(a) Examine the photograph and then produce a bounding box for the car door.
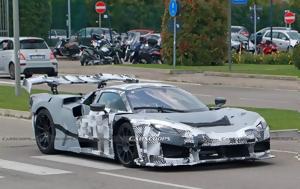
[0,40,5,72]
[277,32,290,51]
[0,40,13,73]
[77,90,128,156]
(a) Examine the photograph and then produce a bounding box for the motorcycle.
[80,34,123,66]
[131,38,163,64]
[53,38,80,60]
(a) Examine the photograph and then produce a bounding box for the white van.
[0,37,58,79]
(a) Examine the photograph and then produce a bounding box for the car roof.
[106,83,175,91]
[264,29,298,33]
[0,37,44,42]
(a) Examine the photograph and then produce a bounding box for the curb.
[0,109,32,120]
[0,109,299,140]
[168,69,299,81]
[203,71,299,81]
[270,129,300,140]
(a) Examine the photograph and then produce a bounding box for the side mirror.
[90,104,105,112]
[215,97,226,107]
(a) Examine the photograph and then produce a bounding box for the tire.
[80,55,86,66]
[9,63,15,80]
[24,73,33,78]
[48,72,58,77]
[34,109,56,154]
[114,123,138,167]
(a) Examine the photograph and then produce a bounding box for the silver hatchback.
[0,37,58,79]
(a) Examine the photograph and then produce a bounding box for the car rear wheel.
[114,123,138,167]
[9,63,15,80]
[34,109,56,154]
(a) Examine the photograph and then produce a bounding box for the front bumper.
[134,138,274,167]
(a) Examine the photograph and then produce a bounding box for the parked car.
[261,29,299,52]
[75,27,118,46]
[231,26,250,38]
[0,37,58,79]
[250,27,296,44]
[23,74,274,167]
[128,29,154,37]
[48,29,67,40]
[231,33,255,53]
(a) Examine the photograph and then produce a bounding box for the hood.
[124,108,263,133]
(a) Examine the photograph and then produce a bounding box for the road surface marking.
[0,159,71,175]
[194,93,213,97]
[32,155,124,170]
[240,98,289,104]
[0,176,4,179]
[272,149,300,161]
[97,172,204,189]
[271,149,298,155]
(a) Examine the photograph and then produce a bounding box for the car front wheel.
[114,123,138,167]
[9,63,15,80]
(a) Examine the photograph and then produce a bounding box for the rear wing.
[22,74,139,94]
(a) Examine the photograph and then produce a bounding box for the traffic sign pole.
[173,17,176,70]
[254,4,257,54]
[228,0,232,71]
[99,14,101,28]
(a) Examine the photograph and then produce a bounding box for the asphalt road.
[1,59,300,111]
[1,77,300,111]
[0,117,299,189]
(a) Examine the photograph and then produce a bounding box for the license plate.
[30,55,45,60]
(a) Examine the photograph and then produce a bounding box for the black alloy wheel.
[114,123,138,167]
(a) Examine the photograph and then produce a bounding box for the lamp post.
[270,0,273,42]
[13,0,21,96]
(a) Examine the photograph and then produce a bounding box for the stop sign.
[284,11,296,24]
[95,1,106,14]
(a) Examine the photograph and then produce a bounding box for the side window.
[78,29,85,38]
[0,41,4,50]
[0,40,12,50]
[97,92,127,112]
[7,40,14,50]
[278,33,288,40]
[272,32,279,39]
[265,32,271,38]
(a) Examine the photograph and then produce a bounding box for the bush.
[233,53,292,65]
[292,46,300,69]
[161,0,227,66]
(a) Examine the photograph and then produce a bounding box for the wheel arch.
[113,117,132,136]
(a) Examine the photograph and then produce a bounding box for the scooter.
[53,39,80,60]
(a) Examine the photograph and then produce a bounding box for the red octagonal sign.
[284,11,296,25]
[95,1,106,14]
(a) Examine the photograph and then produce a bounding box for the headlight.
[151,124,179,135]
[256,121,268,131]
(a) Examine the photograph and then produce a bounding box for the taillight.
[19,53,26,60]
[50,52,55,60]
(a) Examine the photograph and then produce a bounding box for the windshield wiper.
[133,106,187,113]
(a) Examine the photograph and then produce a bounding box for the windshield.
[287,32,299,40]
[20,39,48,49]
[126,87,208,112]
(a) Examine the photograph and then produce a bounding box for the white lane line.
[32,155,124,170]
[0,176,4,179]
[97,172,204,189]
[271,149,298,155]
[0,159,71,175]
[271,149,300,161]
[194,93,213,97]
[240,97,289,104]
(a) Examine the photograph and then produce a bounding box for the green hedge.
[292,46,300,70]
[233,53,293,65]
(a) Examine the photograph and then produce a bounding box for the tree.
[161,0,227,66]
[20,0,52,39]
